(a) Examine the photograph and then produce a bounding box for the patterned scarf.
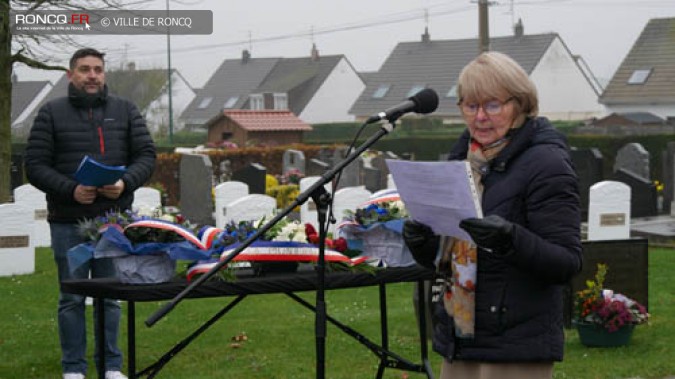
[438,136,510,338]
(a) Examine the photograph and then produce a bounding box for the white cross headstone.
[214,181,249,228]
[222,194,277,225]
[13,184,50,247]
[0,203,35,276]
[132,187,162,211]
[331,186,372,235]
[587,181,631,241]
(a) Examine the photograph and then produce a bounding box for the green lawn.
[1,248,673,379]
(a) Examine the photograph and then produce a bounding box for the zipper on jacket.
[89,108,105,155]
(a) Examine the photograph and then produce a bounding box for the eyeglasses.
[459,97,515,116]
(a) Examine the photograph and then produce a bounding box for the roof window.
[627,69,652,85]
[223,96,239,109]
[197,97,213,109]
[407,85,426,98]
[372,84,390,98]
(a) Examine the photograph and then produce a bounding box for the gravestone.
[564,238,649,328]
[232,163,266,195]
[612,168,658,218]
[132,187,162,211]
[13,184,50,247]
[299,176,332,231]
[307,158,330,177]
[587,181,630,241]
[222,194,276,225]
[0,203,35,276]
[613,142,650,180]
[10,154,24,193]
[662,142,675,215]
[369,152,398,191]
[338,157,364,189]
[218,159,233,183]
[282,149,306,175]
[179,154,214,226]
[214,181,249,228]
[363,166,382,193]
[570,147,603,219]
[331,186,372,235]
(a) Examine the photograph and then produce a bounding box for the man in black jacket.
[25,48,156,379]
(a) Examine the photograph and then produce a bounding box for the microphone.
[366,88,439,124]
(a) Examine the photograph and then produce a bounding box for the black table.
[62,265,436,379]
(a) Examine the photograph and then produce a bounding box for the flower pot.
[113,253,176,284]
[574,321,634,347]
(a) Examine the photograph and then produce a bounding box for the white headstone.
[214,181,249,228]
[587,181,631,241]
[387,174,396,189]
[222,194,277,225]
[331,186,372,235]
[299,176,332,231]
[132,187,162,210]
[13,184,50,247]
[0,203,35,276]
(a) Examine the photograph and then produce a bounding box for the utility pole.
[478,0,490,53]
[166,0,174,144]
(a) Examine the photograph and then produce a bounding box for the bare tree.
[0,0,152,202]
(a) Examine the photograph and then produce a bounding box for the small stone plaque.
[600,213,626,226]
[34,209,48,220]
[0,235,30,248]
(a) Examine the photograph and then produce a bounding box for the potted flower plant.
[337,189,415,267]
[573,263,649,347]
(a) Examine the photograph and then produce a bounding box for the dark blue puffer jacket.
[25,86,156,223]
[433,117,582,362]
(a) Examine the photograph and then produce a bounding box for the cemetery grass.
[0,249,672,379]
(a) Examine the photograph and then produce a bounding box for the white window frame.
[223,96,239,109]
[273,93,288,110]
[372,84,391,98]
[249,94,264,110]
[197,97,213,109]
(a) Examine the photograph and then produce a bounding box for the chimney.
[127,62,136,71]
[310,43,320,61]
[514,18,524,38]
[242,49,251,64]
[11,73,17,83]
[421,26,431,43]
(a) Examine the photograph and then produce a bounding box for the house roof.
[221,110,312,132]
[181,57,280,125]
[180,54,345,126]
[600,17,675,105]
[349,33,558,118]
[105,67,190,111]
[610,112,665,125]
[11,80,51,121]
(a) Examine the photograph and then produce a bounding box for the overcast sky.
[13,0,675,88]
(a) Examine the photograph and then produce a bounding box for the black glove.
[403,220,439,268]
[459,215,514,254]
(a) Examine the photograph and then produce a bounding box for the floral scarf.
[438,137,509,338]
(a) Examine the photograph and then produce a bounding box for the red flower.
[332,237,348,252]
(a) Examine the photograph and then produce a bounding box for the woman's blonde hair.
[457,51,539,117]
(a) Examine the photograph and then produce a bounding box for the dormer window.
[223,96,239,109]
[249,94,264,110]
[627,69,652,85]
[407,85,426,98]
[372,84,390,98]
[273,93,288,110]
[197,97,213,109]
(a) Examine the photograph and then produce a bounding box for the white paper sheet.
[386,159,483,241]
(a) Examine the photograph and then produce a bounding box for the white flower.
[276,221,306,242]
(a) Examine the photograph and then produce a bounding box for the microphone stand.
[145,119,399,379]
